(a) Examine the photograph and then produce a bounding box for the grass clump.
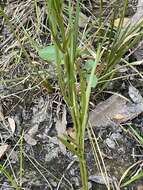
[44,1,103,189]
[43,0,143,189]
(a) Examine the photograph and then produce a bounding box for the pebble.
[110,133,122,140]
[105,138,116,149]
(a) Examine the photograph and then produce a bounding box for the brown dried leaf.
[0,144,9,159]
[89,94,127,127]
[89,86,143,127]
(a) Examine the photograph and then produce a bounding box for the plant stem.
[79,153,88,190]
[78,126,88,190]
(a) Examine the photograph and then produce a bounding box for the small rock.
[105,138,116,149]
[110,133,122,141]
[45,147,59,162]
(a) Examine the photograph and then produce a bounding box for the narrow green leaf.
[0,164,20,190]
[121,171,143,187]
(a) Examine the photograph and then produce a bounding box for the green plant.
[41,0,103,189]
[119,125,143,187]
[120,161,143,188]
[0,164,21,190]
[83,0,143,92]
[129,125,143,145]
[38,1,143,189]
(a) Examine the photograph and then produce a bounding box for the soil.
[0,0,143,190]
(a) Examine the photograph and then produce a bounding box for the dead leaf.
[89,86,143,127]
[55,106,67,154]
[24,134,37,146]
[89,175,114,185]
[8,117,16,134]
[89,94,127,127]
[79,12,89,28]
[0,144,9,159]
